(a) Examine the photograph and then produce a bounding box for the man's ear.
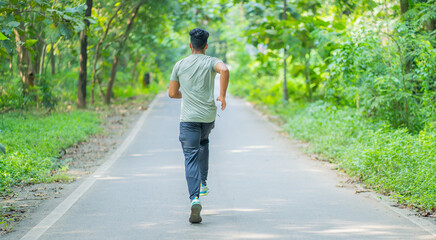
[204,43,208,50]
[189,43,193,49]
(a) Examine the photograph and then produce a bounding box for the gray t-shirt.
[170,54,223,123]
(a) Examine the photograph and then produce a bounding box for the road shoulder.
[0,96,153,237]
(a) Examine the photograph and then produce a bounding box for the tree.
[77,0,93,108]
[90,2,124,105]
[104,2,143,105]
[13,20,34,96]
[282,0,288,101]
[0,1,86,97]
[400,0,409,14]
[242,0,337,101]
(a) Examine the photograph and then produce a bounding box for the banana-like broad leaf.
[0,32,8,40]
[24,39,38,47]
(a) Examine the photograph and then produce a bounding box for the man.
[168,28,229,224]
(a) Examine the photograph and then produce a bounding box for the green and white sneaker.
[189,197,202,223]
[200,183,209,196]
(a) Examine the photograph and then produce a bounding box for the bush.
[326,23,436,132]
[280,101,436,210]
[342,123,436,209]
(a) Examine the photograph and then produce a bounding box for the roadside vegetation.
[0,0,210,199]
[226,0,436,212]
[0,0,434,226]
[1,0,213,229]
[0,111,101,193]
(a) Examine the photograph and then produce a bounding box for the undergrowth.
[0,111,102,194]
[267,101,436,211]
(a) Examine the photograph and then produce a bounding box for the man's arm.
[215,62,229,110]
[168,80,182,99]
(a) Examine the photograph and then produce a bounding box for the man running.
[168,28,229,223]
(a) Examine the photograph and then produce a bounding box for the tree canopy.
[0,0,434,131]
[0,0,435,214]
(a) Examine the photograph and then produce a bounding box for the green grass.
[0,111,102,194]
[231,72,436,211]
[267,101,436,210]
[113,82,163,99]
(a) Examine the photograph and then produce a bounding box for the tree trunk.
[105,3,142,105]
[426,19,436,32]
[282,0,288,101]
[14,22,34,95]
[77,0,93,109]
[57,53,61,74]
[77,30,88,108]
[223,41,228,63]
[97,76,105,99]
[91,2,124,105]
[39,43,47,80]
[106,57,120,102]
[399,0,413,74]
[131,54,140,83]
[305,57,313,102]
[50,43,56,75]
[142,72,151,87]
[283,48,288,101]
[400,0,409,14]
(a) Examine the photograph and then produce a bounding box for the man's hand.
[216,96,226,110]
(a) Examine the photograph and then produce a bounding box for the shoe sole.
[189,204,202,223]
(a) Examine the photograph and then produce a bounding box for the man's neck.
[192,50,205,55]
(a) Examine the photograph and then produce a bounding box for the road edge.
[243,99,436,238]
[19,94,162,240]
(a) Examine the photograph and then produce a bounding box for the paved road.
[6,94,435,240]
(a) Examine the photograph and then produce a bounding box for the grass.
[46,173,74,183]
[269,101,436,211]
[231,77,436,211]
[0,74,165,195]
[0,111,102,194]
[0,69,164,231]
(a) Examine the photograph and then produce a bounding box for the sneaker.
[200,183,209,196]
[189,197,202,223]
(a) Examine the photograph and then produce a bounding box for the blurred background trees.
[0,0,219,109]
[227,0,435,133]
[0,0,434,132]
[0,0,435,211]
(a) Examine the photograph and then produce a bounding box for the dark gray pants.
[179,121,215,200]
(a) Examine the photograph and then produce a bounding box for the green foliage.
[0,76,59,110]
[0,111,102,194]
[0,0,86,56]
[342,123,436,209]
[241,0,343,100]
[113,82,163,99]
[275,101,436,210]
[0,0,433,213]
[0,78,26,110]
[228,0,436,211]
[326,22,436,132]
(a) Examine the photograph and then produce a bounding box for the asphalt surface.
[6,93,436,240]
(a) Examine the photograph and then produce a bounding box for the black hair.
[189,28,209,50]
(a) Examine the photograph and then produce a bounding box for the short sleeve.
[170,62,180,82]
[211,57,223,73]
